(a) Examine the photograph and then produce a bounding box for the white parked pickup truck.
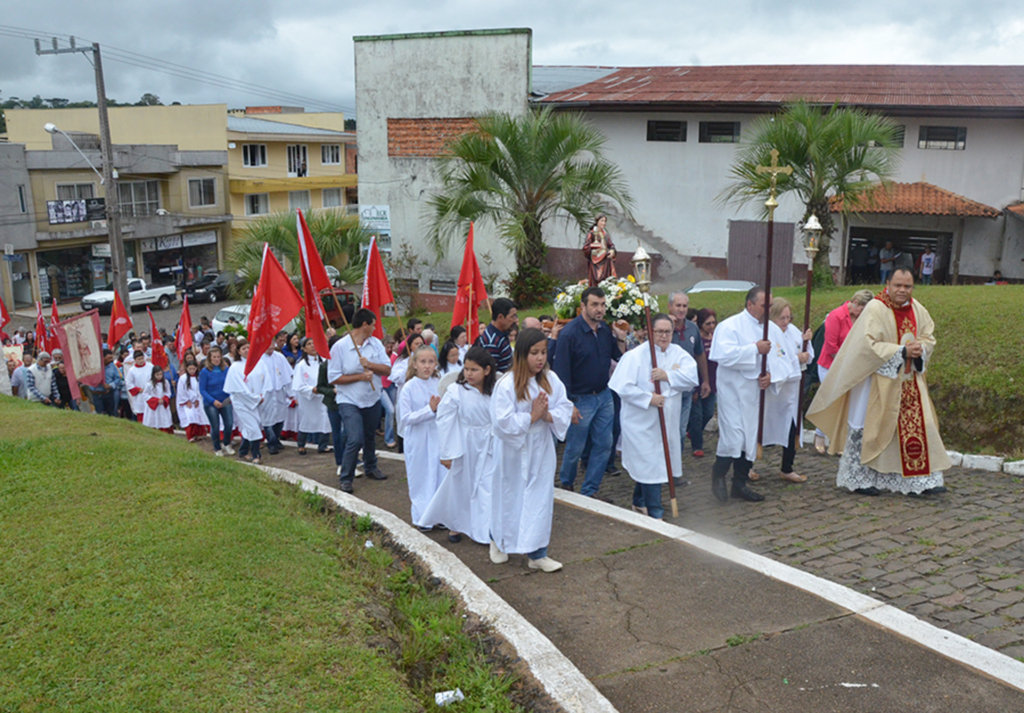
[80,278,177,314]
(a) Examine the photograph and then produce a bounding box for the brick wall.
[345,144,358,174]
[387,118,478,158]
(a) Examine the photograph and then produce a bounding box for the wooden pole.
[795,258,814,450]
[645,304,678,518]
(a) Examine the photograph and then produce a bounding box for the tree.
[136,93,163,106]
[344,118,356,131]
[720,100,902,285]
[426,107,634,303]
[227,209,370,298]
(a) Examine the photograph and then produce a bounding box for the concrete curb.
[553,489,1024,694]
[255,464,618,713]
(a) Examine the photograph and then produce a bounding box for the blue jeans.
[381,385,396,444]
[558,389,614,497]
[688,392,716,452]
[528,546,548,560]
[327,409,346,466]
[91,389,116,416]
[678,388,693,454]
[264,421,283,451]
[339,401,382,485]
[204,402,234,452]
[633,482,664,519]
[238,437,261,460]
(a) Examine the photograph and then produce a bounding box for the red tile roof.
[1007,204,1024,219]
[538,65,1024,113]
[829,182,1000,218]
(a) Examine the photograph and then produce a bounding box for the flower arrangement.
[554,281,588,320]
[553,276,658,330]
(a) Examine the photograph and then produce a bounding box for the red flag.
[51,298,61,327]
[0,295,10,332]
[361,236,394,340]
[174,296,194,363]
[147,307,169,370]
[35,302,50,353]
[296,209,331,358]
[108,290,133,351]
[450,222,489,343]
[245,244,303,375]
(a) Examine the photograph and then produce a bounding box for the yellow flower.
[634,299,644,306]
[627,275,636,283]
[618,281,627,289]
[558,293,566,300]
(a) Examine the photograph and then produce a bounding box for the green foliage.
[426,107,634,297]
[355,514,375,532]
[720,100,903,283]
[502,265,562,308]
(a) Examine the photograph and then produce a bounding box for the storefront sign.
[91,243,111,258]
[360,204,390,231]
[182,231,217,247]
[85,198,106,221]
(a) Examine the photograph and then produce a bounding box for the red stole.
[875,291,931,476]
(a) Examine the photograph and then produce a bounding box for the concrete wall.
[354,29,532,287]
[0,144,37,252]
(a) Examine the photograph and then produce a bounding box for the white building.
[354,30,1024,295]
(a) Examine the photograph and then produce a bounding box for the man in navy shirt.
[476,298,518,373]
[554,286,626,496]
[669,291,711,459]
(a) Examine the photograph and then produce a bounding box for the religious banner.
[53,310,105,402]
[3,345,23,369]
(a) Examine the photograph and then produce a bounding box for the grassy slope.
[402,285,1024,456]
[0,399,524,712]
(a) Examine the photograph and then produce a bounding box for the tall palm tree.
[720,100,902,284]
[426,107,634,298]
[228,209,369,297]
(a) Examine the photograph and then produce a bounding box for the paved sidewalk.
[226,439,1024,712]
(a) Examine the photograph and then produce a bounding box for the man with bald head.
[668,291,711,459]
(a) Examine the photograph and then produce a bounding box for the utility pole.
[36,37,129,312]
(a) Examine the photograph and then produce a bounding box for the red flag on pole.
[361,236,395,340]
[108,290,133,351]
[51,298,61,328]
[296,209,331,358]
[147,307,169,369]
[450,222,489,343]
[174,295,194,363]
[245,244,303,376]
[35,302,50,353]
[0,295,10,333]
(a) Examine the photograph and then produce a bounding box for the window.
[322,187,343,208]
[699,122,741,143]
[918,126,966,150]
[17,185,27,213]
[647,120,687,142]
[245,193,269,216]
[56,183,95,200]
[321,144,341,165]
[242,144,267,167]
[188,178,216,208]
[429,278,458,295]
[288,190,311,211]
[119,180,160,217]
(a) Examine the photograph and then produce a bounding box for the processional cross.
[754,149,792,458]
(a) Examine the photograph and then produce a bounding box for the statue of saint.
[583,215,617,286]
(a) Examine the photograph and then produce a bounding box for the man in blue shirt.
[475,298,518,373]
[90,349,122,416]
[554,286,625,497]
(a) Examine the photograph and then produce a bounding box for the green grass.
[0,399,527,712]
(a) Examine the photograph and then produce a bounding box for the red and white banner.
[53,310,105,402]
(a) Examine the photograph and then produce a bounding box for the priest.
[808,268,949,496]
[609,313,698,518]
[708,285,796,503]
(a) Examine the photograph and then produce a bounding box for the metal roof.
[226,116,353,137]
[532,66,620,97]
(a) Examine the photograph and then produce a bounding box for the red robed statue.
[583,214,617,286]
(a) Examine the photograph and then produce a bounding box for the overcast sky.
[2,1,1022,119]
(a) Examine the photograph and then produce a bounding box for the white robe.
[141,381,172,429]
[258,351,292,427]
[490,371,573,555]
[709,310,797,459]
[175,374,210,428]
[609,342,698,485]
[398,376,445,527]
[224,360,264,441]
[125,363,154,415]
[420,384,494,543]
[762,323,809,447]
[291,357,331,434]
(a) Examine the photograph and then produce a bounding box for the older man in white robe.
[609,313,698,518]
[708,286,796,503]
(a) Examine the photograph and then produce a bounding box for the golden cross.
[755,148,793,210]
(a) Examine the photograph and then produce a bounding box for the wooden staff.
[644,304,679,518]
[325,286,374,391]
[795,257,814,450]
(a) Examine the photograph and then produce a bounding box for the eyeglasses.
[652,329,673,335]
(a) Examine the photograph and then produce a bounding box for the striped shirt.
[476,323,512,373]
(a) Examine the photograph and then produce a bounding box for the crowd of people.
[2,266,947,572]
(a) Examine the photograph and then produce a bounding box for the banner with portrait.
[53,310,104,401]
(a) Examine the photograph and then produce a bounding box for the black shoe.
[605,465,622,477]
[731,484,765,502]
[417,525,433,533]
[364,468,387,481]
[854,487,881,496]
[923,486,948,495]
[558,482,574,492]
[712,474,728,502]
[673,477,691,488]
[448,533,462,543]
[339,481,354,494]
[267,447,281,455]
[589,494,614,504]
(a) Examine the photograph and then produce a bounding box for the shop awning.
[229,174,358,194]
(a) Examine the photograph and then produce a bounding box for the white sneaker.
[337,466,343,477]
[489,540,508,564]
[223,445,236,456]
[528,557,563,573]
[214,450,224,457]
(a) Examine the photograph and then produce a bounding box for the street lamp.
[630,245,652,292]
[796,213,824,450]
[43,123,118,182]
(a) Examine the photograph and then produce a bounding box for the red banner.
[54,310,105,402]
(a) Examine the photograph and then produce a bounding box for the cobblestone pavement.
[574,433,1024,661]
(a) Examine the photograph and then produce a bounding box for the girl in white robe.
[176,362,210,441]
[489,328,573,573]
[141,369,173,432]
[764,299,814,482]
[224,343,264,463]
[291,338,331,454]
[397,346,445,530]
[420,346,497,544]
[608,317,699,519]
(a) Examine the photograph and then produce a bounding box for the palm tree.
[227,209,369,297]
[426,107,634,301]
[720,100,902,285]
